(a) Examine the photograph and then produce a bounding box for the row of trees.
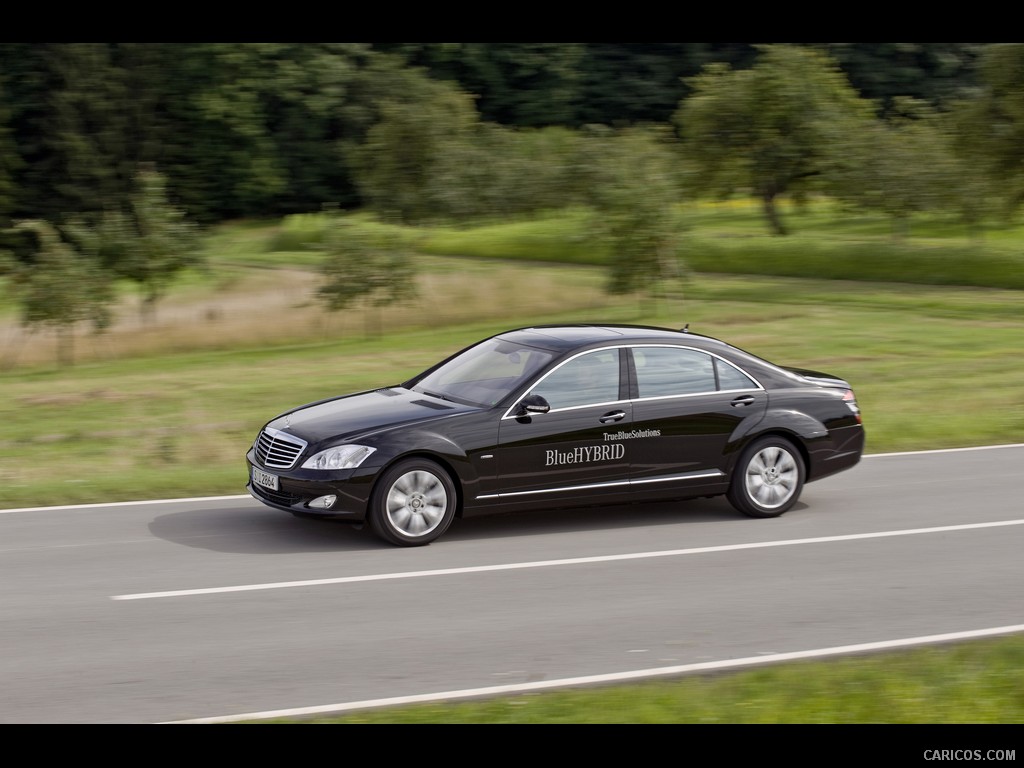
[0,43,993,228]
[354,44,1024,235]
[374,43,986,127]
[2,43,1023,365]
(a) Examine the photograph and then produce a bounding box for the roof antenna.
[681,323,689,333]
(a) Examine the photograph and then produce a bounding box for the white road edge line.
[159,623,1024,724]
[0,495,251,514]
[865,443,1024,458]
[112,518,1024,601]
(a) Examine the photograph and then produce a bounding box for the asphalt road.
[1,445,1022,724]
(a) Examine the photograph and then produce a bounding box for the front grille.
[255,427,307,469]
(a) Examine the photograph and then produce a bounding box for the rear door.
[625,345,768,492]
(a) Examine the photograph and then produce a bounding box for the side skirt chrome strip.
[630,470,725,486]
[476,470,725,501]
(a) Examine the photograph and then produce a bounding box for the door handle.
[731,395,756,407]
[599,411,626,423]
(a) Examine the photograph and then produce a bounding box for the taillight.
[842,389,862,423]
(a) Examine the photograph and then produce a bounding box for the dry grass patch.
[0,258,617,370]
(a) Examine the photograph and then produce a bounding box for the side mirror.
[516,394,550,416]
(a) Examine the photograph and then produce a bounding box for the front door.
[490,349,633,504]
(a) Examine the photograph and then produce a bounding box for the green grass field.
[284,633,1024,724]
[1,199,1022,723]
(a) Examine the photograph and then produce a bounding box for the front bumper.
[246,449,377,520]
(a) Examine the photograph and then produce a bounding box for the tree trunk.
[761,192,788,236]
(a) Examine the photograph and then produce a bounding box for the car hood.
[266,387,476,444]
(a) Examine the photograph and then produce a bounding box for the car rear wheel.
[727,437,805,518]
[369,459,456,546]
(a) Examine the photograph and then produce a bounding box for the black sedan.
[247,324,865,546]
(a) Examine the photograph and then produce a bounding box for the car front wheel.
[369,459,457,546]
[727,437,805,518]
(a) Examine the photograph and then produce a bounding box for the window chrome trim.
[500,343,768,419]
[629,388,760,405]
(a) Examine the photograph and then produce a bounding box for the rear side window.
[632,347,716,397]
[716,358,758,391]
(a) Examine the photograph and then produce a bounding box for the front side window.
[528,350,620,410]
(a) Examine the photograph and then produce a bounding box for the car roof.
[496,324,722,353]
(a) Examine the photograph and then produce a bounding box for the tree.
[821,97,997,239]
[64,167,202,323]
[948,43,1024,218]
[0,220,114,367]
[315,217,418,337]
[577,125,688,312]
[426,123,583,222]
[375,43,586,128]
[0,72,20,225]
[125,43,290,224]
[0,43,135,222]
[349,60,482,224]
[819,98,946,238]
[674,44,874,235]
[255,43,375,215]
[819,43,985,116]
[576,43,747,128]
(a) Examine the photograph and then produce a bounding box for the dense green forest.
[1,43,1023,360]
[0,42,1001,226]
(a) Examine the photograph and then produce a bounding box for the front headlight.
[301,444,377,470]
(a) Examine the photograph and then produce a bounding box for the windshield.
[409,338,556,407]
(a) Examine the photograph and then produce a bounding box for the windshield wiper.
[419,388,450,401]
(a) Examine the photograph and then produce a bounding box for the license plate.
[252,467,279,491]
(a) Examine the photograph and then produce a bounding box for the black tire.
[727,436,805,519]
[369,459,457,546]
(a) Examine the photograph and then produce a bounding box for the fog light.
[311,495,337,509]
